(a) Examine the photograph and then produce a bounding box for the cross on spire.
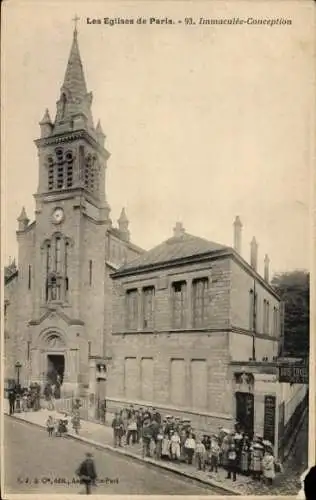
[72,14,80,33]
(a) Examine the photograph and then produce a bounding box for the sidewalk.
[4,402,303,496]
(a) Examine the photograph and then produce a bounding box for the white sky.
[2,0,314,278]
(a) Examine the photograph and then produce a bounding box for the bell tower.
[34,26,111,221]
[27,25,113,396]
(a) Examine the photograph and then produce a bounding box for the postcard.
[2,1,315,499]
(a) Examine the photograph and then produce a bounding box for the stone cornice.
[34,129,110,159]
[112,247,280,300]
[231,325,279,341]
[34,187,103,208]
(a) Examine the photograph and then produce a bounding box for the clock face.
[52,208,64,224]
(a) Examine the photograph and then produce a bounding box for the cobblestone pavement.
[4,402,307,496]
[4,417,222,495]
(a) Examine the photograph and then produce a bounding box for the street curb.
[5,412,240,496]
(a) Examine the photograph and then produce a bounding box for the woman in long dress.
[161,433,171,460]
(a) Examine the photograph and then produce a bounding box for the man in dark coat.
[76,452,97,495]
[152,408,162,424]
[142,418,153,457]
[8,389,16,415]
[111,411,124,447]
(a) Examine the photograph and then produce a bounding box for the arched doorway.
[41,330,66,399]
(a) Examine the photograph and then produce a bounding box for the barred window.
[142,286,155,329]
[47,149,74,191]
[126,289,138,330]
[48,156,54,190]
[65,151,73,188]
[84,154,100,195]
[192,278,209,327]
[172,281,186,329]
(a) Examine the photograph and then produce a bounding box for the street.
[4,417,225,495]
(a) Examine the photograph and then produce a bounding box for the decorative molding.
[112,247,280,301]
[34,129,110,159]
[231,325,279,342]
[112,327,229,336]
[29,308,84,326]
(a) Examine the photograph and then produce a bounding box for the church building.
[4,26,308,458]
[4,27,143,400]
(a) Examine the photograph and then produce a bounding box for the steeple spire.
[53,23,94,135]
[62,25,87,100]
[17,206,29,231]
[118,208,130,242]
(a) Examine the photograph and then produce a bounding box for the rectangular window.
[28,265,31,290]
[170,358,186,406]
[46,243,51,274]
[249,290,254,330]
[88,341,91,358]
[263,299,267,333]
[266,301,270,334]
[172,281,186,329]
[89,260,92,286]
[192,278,209,327]
[27,341,31,361]
[273,307,277,335]
[126,289,138,330]
[124,357,139,399]
[140,357,154,401]
[191,360,207,409]
[142,286,155,329]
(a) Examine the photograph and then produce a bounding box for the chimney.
[250,237,258,271]
[264,254,270,282]
[233,216,242,254]
[173,222,185,237]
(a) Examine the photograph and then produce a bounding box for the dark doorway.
[47,354,65,398]
[235,392,254,438]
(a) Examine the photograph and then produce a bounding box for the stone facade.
[106,226,290,451]
[4,29,143,397]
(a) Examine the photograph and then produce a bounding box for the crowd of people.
[111,405,282,485]
[7,383,41,414]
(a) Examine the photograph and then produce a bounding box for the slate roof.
[116,231,229,273]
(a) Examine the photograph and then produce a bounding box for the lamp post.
[15,361,22,412]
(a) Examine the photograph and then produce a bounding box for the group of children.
[46,410,81,437]
[112,405,281,485]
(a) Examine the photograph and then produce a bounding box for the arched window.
[55,237,61,273]
[44,235,71,302]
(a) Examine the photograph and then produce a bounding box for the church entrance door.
[47,354,65,398]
